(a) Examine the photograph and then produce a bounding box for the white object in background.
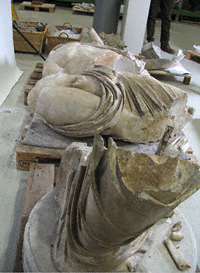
[171,49,185,65]
[121,0,151,55]
[193,45,200,54]
[120,4,124,14]
[142,42,162,59]
[164,49,190,75]
[164,63,190,75]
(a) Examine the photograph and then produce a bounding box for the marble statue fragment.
[23,134,200,272]
[164,238,191,270]
[42,42,146,77]
[99,32,126,49]
[28,64,194,143]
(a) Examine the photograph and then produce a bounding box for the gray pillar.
[93,0,122,34]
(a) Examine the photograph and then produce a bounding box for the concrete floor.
[0,3,200,272]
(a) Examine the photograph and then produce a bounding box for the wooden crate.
[20,1,55,13]
[13,19,48,53]
[24,63,43,105]
[47,22,83,51]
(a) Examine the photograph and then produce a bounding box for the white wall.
[121,0,151,55]
[0,0,22,106]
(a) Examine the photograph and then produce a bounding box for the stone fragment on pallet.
[28,65,194,143]
[72,2,95,14]
[22,135,200,272]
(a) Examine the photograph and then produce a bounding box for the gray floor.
[0,3,200,272]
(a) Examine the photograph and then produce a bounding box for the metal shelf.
[172,8,200,21]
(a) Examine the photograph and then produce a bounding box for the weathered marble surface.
[28,65,194,143]
[23,135,200,272]
[54,135,200,271]
[42,42,146,77]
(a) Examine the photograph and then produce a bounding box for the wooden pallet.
[20,2,55,13]
[13,163,56,272]
[16,141,63,171]
[16,114,64,171]
[16,114,197,172]
[24,62,43,105]
[185,50,200,62]
[149,69,191,85]
[72,6,94,15]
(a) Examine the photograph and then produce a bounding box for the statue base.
[23,190,198,272]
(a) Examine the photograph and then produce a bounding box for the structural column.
[121,0,151,55]
[93,0,122,34]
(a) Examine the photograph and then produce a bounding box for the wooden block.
[185,50,192,60]
[183,76,191,85]
[13,163,55,272]
[24,163,55,216]
[16,142,63,171]
[49,7,54,13]
[21,116,32,140]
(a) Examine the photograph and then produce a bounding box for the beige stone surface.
[42,42,146,77]
[42,42,112,76]
[28,65,194,143]
[37,86,100,126]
